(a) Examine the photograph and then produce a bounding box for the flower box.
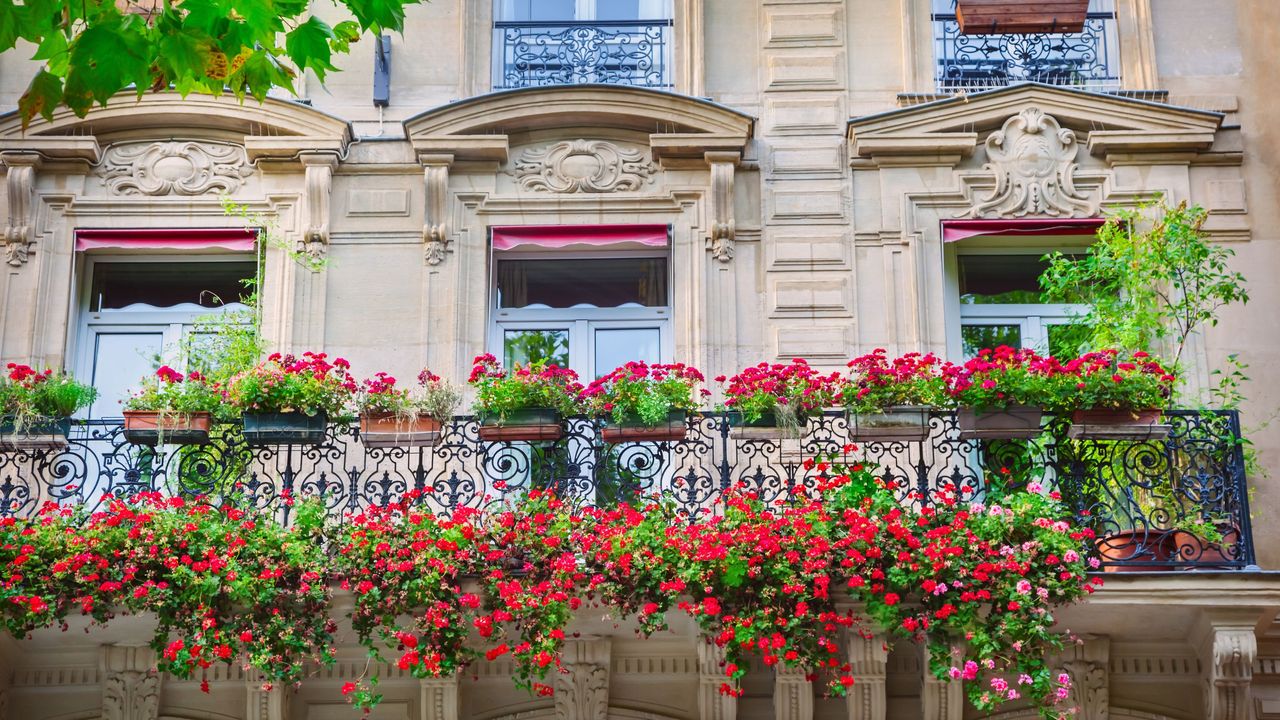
[956,405,1043,440]
[242,412,328,446]
[0,416,71,451]
[1066,408,1169,441]
[726,410,809,440]
[1093,529,1177,572]
[359,413,443,448]
[847,405,932,442]
[123,410,213,446]
[601,410,688,443]
[477,407,563,442]
[955,0,1088,34]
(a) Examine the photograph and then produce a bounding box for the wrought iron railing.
[492,19,673,90]
[0,410,1252,570]
[932,11,1121,92]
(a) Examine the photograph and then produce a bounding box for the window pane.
[1048,323,1092,358]
[594,327,660,378]
[89,332,165,418]
[90,262,255,310]
[496,0,575,21]
[496,257,667,309]
[957,255,1050,305]
[962,324,1021,358]
[504,329,570,369]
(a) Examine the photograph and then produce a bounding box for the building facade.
[1,1,1280,719]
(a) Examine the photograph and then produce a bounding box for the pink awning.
[941,218,1105,243]
[492,224,670,251]
[75,229,257,252]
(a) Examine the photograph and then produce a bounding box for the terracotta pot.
[1171,526,1243,568]
[477,407,563,442]
[241,411,328,446]
[359,413,443,448]
[955,0,1089,34]
[847,405,933,442]
[1094,529,1177,572]
[956,405,1043,440]
[0,416,72,451]
[1067,408,1169,441]
[123,410,212,446]
[601,410,688,443]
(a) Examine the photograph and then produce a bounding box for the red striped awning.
[76,228,257,252]
[492,224,669,251]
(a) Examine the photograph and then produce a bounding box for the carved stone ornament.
[697,639,737,720]
[773,665,813,720]
[101,141,253,196]
[1,152,39,266]
[706,151,739,263]
[1205,626,1256,720]
[300,153,337,264]
[101,645,162,720]
[967,107,1096,218]
[422,157,451,265]
[843,628,888,720]
[554,636,610,720]
[514,140,656,193]
[1062,659,1108,720]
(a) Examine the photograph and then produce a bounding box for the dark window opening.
[90,262,256,310]
[496,257,668,309]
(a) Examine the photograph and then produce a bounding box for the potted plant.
[955,0,1088,35]
[717,359,842,439]
[226,352,356,446]
[357,369,461,448]
[122,366,224,445]
[841,350,949,442]
[1058,350,1173,440]
[0,363,97,450]
[583,362,708,443]
[469,354,584,442]
[946,346,1054,440]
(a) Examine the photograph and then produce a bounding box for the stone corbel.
[1197,610,1260,720]
[697,639,736,720]
[420,674,460,720]
[300,152,338,265]
[843,628,887,720]
[705,151,738,263]
[555,636,611,720]
[1,152,41,267]
[245,672,290,720]
[773,664,813,720]
[420,153,454,266]
[100,645,162,720]
[1058,636,1109,720]
[921,644,963,720]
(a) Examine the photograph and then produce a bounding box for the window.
[489,248,671,379]
[73,258,255,419]
[931,0,1120,92]
[492,0,674,89]
[951,250,1090,360]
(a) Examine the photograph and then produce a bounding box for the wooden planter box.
[477,407,563,443]
[601,411,688,443]
[955,0,1089,34]
[241,411,328,446]
[847,406,933,442]
[726,409,809,440]
[0,416,71,451]
[123,410,213,446]
[1094,529,1177,572]
[1066,408,1170,441]
[359,413,444,448]
[956,405,1043,440]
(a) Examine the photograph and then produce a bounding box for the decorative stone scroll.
[706,151,739,263]
[1,152,39,266]
[555,636,611,720]
[967,107,1096,219]
[513,140,656,193]
[300,153,337,263]
[421,154,452,265]
[101,141,253,196]
[1201,617,1257,720]
[1059,636,1110,720]
[100,645,162,720]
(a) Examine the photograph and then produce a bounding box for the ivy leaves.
[2,0,417,127]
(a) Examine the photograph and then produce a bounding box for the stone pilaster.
[100,645,161,720]
[245,673,290,720]
[555,636,611,720]
[420,674,460,720]
[921,645,963,720]
[1197,610,1260,720]
[773,664,812,720]
[843,630,887,720]
[697,639,736,720]
[1059,636,1110,720]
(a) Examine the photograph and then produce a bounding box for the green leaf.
[18,69,63,126]
[723,557,746,588]
[285,15,337,81]
[0,1,22,52]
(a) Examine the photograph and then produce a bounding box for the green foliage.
[468,354,585,421]
[581,362,707,427]
[1040,201,1249,370]
[4,0,412,126]
[0,364,97,428]
[123,365,224,415]
[227,351,356,416]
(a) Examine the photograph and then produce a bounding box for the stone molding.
[0,151,39,266]
[967,107,1097,218]
[843,629,888,720]
[420,152,453,265]
[705,151,738,263]
[1059,637,1111,720]
[420,674,460,720]
[300,153,338,263]
[697,640,735,720]
[101,645,162,720]
[245,672,289,720]
[921,645,963,720]
[100,141,253,197]
[772,664,812,720]
[555,636,611,720]
[513,140,656,194]
[1197,612,1259,720]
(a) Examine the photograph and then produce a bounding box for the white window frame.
[71,254,254,419]
[495,0,671,22]
[943,239,1091,360]
[488,248,672,379]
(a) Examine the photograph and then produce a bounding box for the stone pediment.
[847,83,1223,163]
[404,85,754,163]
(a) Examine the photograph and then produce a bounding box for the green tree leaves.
[2,0,427,127]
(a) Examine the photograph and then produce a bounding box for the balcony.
[932,10,1121,92]
[492,19,674,90]
[0,409,1251,571]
